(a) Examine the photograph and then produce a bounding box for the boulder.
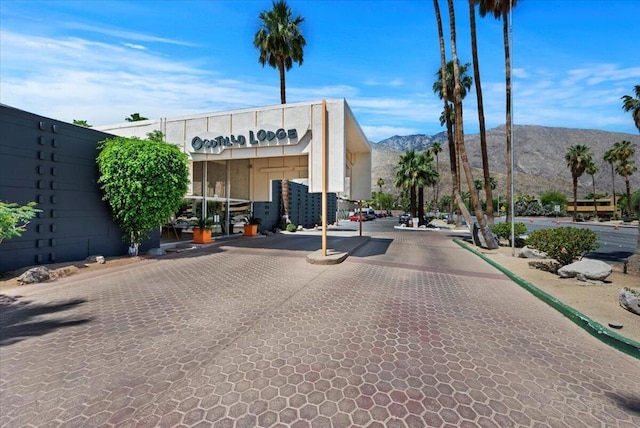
[85,255,103,263]
[519,246,548,259]
[17,266,51,284]
[558,259,612,281]
[619,289,640,315]
[528,259,561,274]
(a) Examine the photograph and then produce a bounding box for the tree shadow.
[605,391,640,415]
[0,295,91,346]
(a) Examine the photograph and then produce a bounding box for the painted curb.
[454,239,640,360]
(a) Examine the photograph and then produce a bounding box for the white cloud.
[122,43,147,50]
[64,21,199,47]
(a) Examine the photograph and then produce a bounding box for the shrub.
[492,222,527,246]
[526,227,599,266]
[286,223,297,232]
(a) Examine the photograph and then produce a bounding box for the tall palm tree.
[615,160,637,216]
[433,60,472,222]
[446,0,498,249]
[254,0,306,104]
[429,142,443,205]
[603,148,618,216]
[621,84,640,132]
[565,144,593,221]
[433,0,458,223]
[469,0,494,223]
[585,160,599,219]
[479,0,518,222]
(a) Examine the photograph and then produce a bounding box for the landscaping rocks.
[528,259,561,274]
[519,246,548,259]
[147,248,166,256]
[558,259,612,281]
[619,289,640,315]
[17,266,51,285]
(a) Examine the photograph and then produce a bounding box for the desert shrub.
[492,222,527,246]
[526,227,599,266]
[286,223,297,232]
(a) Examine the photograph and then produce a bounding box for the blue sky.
[1,0,639,142]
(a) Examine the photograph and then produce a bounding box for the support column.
[321,100,328,256]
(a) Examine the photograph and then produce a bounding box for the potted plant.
[192,216,214,244]
[243,214,261,237]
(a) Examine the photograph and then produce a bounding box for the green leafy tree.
[0,202,41,244]
[539,190,568,212]
[565,144,593,221]
[416,150,439,222]
[146,130,165,143]
[394,150,420,218]
[97,136,189,256]
[621,84,640,132]
[73,119,92,127]
[254,0,306,104]
[125,113,148,122]
[376,177,385,193]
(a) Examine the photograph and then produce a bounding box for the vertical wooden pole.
[322,100,328,256]
[359,200,363,237]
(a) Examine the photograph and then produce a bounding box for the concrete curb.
[306,236,371,265]
[454,239,640,360]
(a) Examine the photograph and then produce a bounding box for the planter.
[192,227,213,244]
[243,224,259,236]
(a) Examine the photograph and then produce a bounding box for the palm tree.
[254,0,306,104]
[433,0,458,223]
[433,60,472,222]
[469,0,494,223]
[416,151,439,222]
[394,150,420,218]
[603,148,618,217]
[479,0,518,222]
[429,142,443,205]
[621,84,640,132]
[125,113,148,122]
[73,119,92,127]
[565,144,593,221]
[377,177,385,194]
[446,0,497,249]
[615,160,637,216]
[585,160,599,219]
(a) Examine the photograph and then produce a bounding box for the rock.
[519,246,548,259]
[147,248,166,256]
[85,255,103,263]
[528,259,561,274]
[96,256,105,264]
[619,289,640,315]
[558,259,612,281]
[297,225,304,231]
[17,266,51,284]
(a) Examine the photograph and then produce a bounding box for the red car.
[349,213,367,222]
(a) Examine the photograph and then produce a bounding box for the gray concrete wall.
[0,105,158,273]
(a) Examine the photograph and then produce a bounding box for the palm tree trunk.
[469,0,494,226]
[610,164,617,217]
[592,176,598,219]
[503,12,513,224]
[418,186,425,223]
[410,186,417,218]
[447,0,497,249]
[625,177,632,215]
[433,0,458,225]
[572,176,578,221]
[278,61,286,104]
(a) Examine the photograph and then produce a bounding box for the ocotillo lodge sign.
[191,125,307,154]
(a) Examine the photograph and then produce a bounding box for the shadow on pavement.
[0,296,91,346]
[605,392,640,415]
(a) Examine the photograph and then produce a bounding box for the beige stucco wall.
[97,99,371,203]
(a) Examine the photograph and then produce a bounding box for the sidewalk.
[1,230,639,427]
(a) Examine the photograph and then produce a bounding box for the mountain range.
[370,125,640,201]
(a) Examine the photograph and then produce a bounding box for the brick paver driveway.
[1,230,639,427]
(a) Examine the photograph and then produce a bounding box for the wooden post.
[322,100,328,256]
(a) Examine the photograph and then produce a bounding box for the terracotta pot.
[193,227,213,244]
[243,224,258,236]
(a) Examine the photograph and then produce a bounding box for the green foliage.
[193,216,214,230]
[73,119,92,127]
[539,190,568,208]
[492,222,527,247]
[0,201,41,243]
[146,130,165,142]
[97,136,189,247]
[286,223,297,232]
[526,227,599,267]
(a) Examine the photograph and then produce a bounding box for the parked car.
[399,212,412,226]
[350,213,367,222]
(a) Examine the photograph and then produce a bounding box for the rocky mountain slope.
[371,125,640,200]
